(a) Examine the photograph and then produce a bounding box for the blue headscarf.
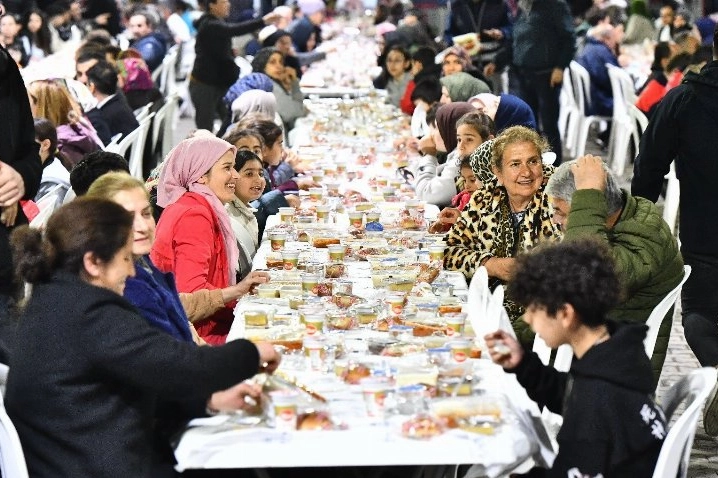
[223,72,274,110]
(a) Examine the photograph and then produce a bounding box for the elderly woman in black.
[6,198,280,477]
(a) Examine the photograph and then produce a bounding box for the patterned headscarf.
[157,136,239,284]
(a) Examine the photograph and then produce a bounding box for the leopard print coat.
[443,181,562,323]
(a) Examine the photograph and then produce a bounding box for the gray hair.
[545,159,624,215]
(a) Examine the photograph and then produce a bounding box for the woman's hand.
[296,177,320,190]
[438,207,460,225]
[207,381,262,413]
[483,257,515,281]
[0,202,18,227]
[256,342,281,374]
[284,194,301,208]
[236,271,270,297]
[484,330,523,369]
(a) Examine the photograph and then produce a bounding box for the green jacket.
[565,188,684,383]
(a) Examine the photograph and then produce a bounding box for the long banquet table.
[173,215,556,476]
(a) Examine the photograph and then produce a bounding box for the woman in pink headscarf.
[151,135,245,345]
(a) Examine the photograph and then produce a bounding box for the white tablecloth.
[174,361,553,475]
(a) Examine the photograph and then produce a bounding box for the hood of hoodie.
[571,321,654,394]
[683,60,718,116]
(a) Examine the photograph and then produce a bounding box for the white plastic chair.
[558,66,580,154]
[105,113,155,179]
[133,103,151,122]
[29,185,65,229]
[568,61,613,159]
[606,64,638,175]
[150,94,179,161]
[159,46,179,96]
[0,369,29,478]
[644,265,691,359]
[663,162,681,236]
[235,55,253,78]
[652,367,718,478]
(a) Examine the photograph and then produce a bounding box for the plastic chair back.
[0,366,29,478]
[653,367,718,478]
[150,94,179,161]
[645,265,691,358]
[663,162,681,236]
[106,113,155,179]
[29,185,65,229]
[133,104,151,122]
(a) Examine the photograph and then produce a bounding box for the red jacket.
[400,79,416,115]
[151,192,235,344]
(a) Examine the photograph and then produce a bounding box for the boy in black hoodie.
[485,239,665,477]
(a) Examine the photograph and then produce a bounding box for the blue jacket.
[577,37,618,116]
[123,257,194,343]
[495,93,537,132]
[510,0,575,71]
[132,33,168,72]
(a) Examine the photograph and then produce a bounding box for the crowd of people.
[0,0,716,476]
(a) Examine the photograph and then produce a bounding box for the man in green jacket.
[545,155,684,386]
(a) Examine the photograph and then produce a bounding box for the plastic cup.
[303,336,326,371]
[448,339,471,363]
[282,251,300,270]
[244,309,269,327]
[301,273,320,293]
[270,391,298,431]
[304,313,325,335]
[328,244,346,262]
[444,313,467,337]
[278,207,295,224]
[270,232,287,251]
[311,170,324,182]
[428,245,445,262]
[385,293,406,316]
[316,205,331,222]
[348,211,364,229]
[366,211,381,223]
[361,377,391,419]
[309,187,323,201]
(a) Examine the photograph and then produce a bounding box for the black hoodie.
[509,321,664,477]
[633,60,718,256]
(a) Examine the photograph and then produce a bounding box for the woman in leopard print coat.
[444,127,561,341]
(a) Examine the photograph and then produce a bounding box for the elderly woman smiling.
[444,126,561,338]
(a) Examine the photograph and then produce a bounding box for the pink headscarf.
[157,136,239,285]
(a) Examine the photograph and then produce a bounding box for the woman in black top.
[190,0,278,132]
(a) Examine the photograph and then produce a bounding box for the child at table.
[428,157,479,233]
[485,239,665,477]
[373,44,412,109]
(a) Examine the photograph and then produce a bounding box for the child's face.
[410,59,424,76]
[386,50,409,80]
[233,136,263,161]
[522,305,568,349]
[460,165,479,193]
[234,159,266,204]
[456,123,484,158]
[263,137,284,166]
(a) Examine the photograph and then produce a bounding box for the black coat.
[0,46,41,298]
[6,273,262,478]
[632,60,718,257]
[509,321,664,477]
[86,94,140,146]
[191,13,265,90]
